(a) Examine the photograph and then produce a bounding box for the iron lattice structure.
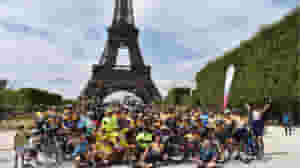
[81,0,161,104]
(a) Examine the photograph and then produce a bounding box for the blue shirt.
[77,115,89,129]
[199,147,217,161]
[72,140,89,157]
[63,121,73,128]
[200,114,209,127]
[283,115,289,124]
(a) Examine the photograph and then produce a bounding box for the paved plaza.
[0,127,299,168]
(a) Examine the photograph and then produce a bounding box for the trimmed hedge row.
[194,8,298,107]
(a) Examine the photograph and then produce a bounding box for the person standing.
[245,100,271,159]
[14,125,27,168]
[282,112,292,136]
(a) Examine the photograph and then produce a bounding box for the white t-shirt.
[253,110,262,121]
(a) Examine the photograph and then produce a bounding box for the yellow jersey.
[96,142,113,154]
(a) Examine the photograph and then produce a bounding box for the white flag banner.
[224,64,236,111]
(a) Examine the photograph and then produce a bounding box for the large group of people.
[14,97,273,168]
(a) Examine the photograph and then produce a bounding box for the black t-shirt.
[166,119,176,129]
[118,118,130,128]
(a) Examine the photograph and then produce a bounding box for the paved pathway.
[0,126,299,168]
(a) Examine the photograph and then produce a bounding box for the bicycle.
[39,128,64,167]
[55,129,74,161]
[22,148,38,168]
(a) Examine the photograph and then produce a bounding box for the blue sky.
[0,0,298,101]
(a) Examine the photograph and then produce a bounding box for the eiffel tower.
[81,0,162,104]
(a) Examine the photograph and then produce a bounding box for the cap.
[224,109,231,114]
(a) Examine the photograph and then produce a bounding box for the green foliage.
[166,88,191,105]
[0,87,70,113]
[194,8,298,107]
[19,88,63,106]
[182,94,193,106]
[62,99,80,105]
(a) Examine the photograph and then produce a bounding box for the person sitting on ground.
[72,135,89,160]
[34,111,46,132]
[184,130,201,159]
[87,143,109,167]
[101,107,119,132]
[214,119,227,162]
[77,110,96,143]
[142,135,167,168]
[200,111,209,128]
[62,104,74,130]
[44,106,59,138]
[223,109,234,146]
[101,108,120,148]
[136,127,153,160]
[95,139,113,163]
[192,139,217,168]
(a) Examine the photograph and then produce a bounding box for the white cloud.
[0,0,296,100]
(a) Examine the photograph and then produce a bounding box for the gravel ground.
[0,126,299,168]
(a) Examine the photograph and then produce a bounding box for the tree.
[166,88,191,105]
[182,94,192,106]
[62,99,80,105]
[18,88,63,107]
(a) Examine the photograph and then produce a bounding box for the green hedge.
[194,7,298,107]
[166,88,191,105]
[0,87,75,114]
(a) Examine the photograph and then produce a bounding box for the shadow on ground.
[264,152,289,156]
[260,152,290,163]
